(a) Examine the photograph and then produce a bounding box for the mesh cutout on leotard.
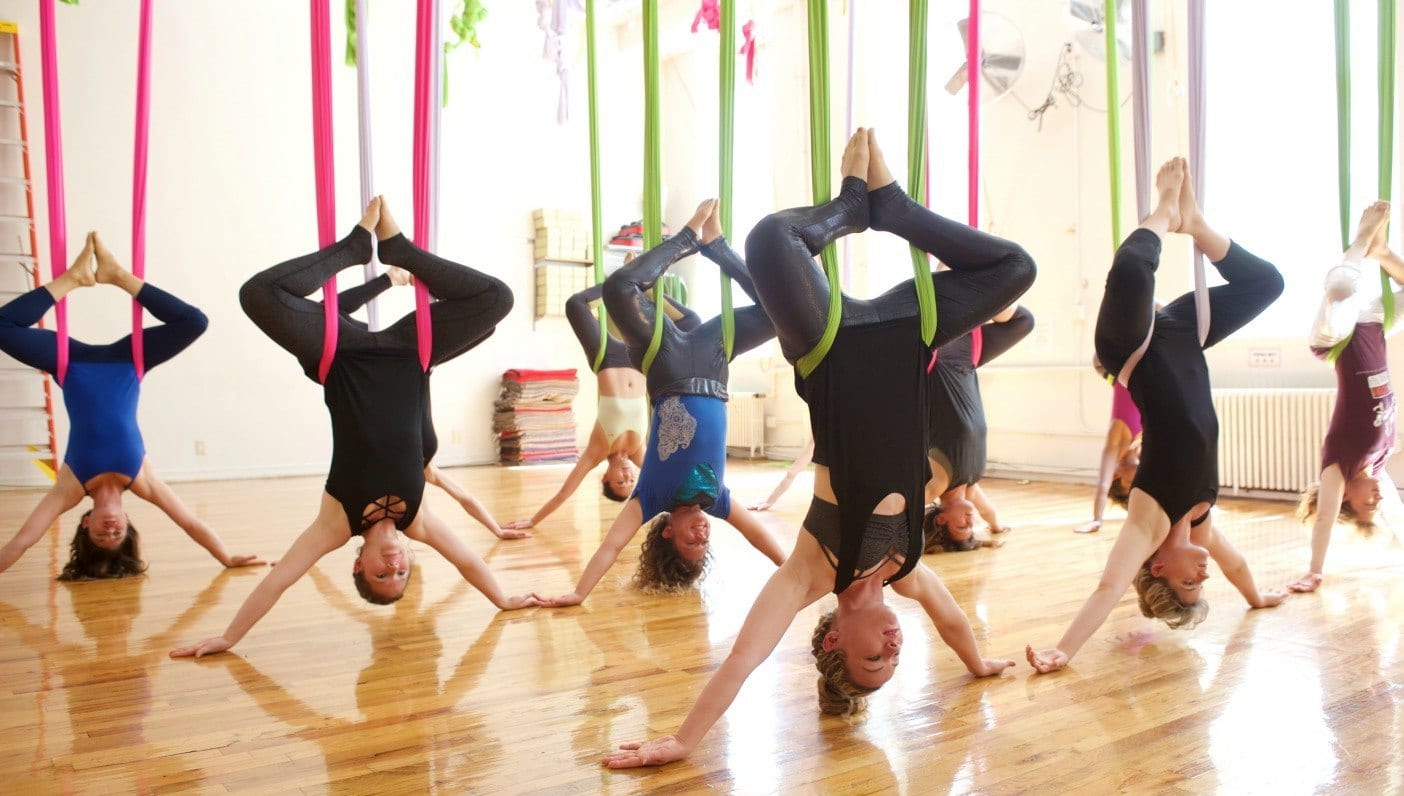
[361,494,407,530]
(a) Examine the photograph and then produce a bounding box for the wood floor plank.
[1,463,1402,793]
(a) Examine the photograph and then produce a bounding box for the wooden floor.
[1,462,1402,794]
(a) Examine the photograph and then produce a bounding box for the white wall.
[6,0,1395,488]
[3,0,667,482]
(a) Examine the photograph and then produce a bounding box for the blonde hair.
[1297,483,1377,536]
[809,610,878,721]
[1133,559,1209,629]
[631,513,709,593]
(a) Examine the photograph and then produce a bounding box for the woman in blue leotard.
[0,233,262,580]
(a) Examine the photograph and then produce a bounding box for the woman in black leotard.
[171,199,539,660]
[1027,158,1288,675]
[545,200,786,605]
[603,129,1033,769]
[0,232,260,580]
[923,305,1034,552]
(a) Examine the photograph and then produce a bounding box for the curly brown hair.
[58,512,146,581]
[352,545,413,605]
[631,512,709,593]
[922,503,979,553]
[1297,483,1377,536]
[1133,558,1209,629]
[810,609,878,720]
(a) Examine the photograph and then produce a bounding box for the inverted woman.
[1292,201,1402,592]
[0,233,260,580]
[603,129,1033,768]
[172,198,538,659]
[1028,158,1287,674]
[923,305,1034,552]
[502,281,697,532]
[545,199,786,605]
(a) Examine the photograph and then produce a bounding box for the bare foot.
[687,199,717,238]
[66,234,97,288]
[91,232,127,285]
[1358,201,1392,255]
[359,196,381,234]
[701,200,724,244]
[1173,157,1199,235]
[866,129,895,190]
[375,196,401,240]
[840,127,869,182]
[1141,158,1182,236]
[386,266,413,286]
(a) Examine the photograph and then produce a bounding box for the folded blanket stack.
[494,368,580,464]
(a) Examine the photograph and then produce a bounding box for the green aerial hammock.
[585,0,608,372]
[637,0,733,373]
[797,0,938,378]
[1328,0,1396,363]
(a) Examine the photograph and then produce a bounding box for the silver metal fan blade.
[952,12,1025,101]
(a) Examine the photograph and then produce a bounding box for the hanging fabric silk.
[38,0,152,385]
[411,0,438,371]
[1103,0,1123,247]
[1187,0,1209,346]
[585,0,609,373]
[1378,0,1396,331]
[740,20,757,84]
[795,0,840,378]
[38,0,69,385]
[311,0,340,383]
[354,0,381,331]
[1130,0,1151,220]
[130,0,152,379]
[905,0,937,344]
[640,0,666,374]
[967,0,979,228]
[718,0,737,360]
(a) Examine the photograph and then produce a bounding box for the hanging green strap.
[718,0,737,360]
[796,0,842,378]
[907,0,937,345]
[586,0,608,373]
[640,0,666,374]
[1329,0,1395,362]
[1379,0,1396,331]
[1105,0,1123,247]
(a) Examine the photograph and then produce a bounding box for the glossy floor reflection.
[1,463,1401,793]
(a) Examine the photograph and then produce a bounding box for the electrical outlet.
[1248,348,1281,368]
[194,440,206,456]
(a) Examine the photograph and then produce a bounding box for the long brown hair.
[58,512,146,581]
[631,512,709,593]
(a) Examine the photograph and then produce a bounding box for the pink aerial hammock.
[309,0,437,383]
[38,0,153,384]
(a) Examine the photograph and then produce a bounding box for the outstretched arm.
[547,499,645,606]
[1291,464,1346,592]
[170,496,347,658]
[504,430,609,530]
[1027,491,1167,673]
[424,464,525,540]
[750,440,815,512]
[0,469,84,575]
[132,463,264,567]
[891,563,1015,676]
[1202,514,1287,609]
[1078,424,1127,534]
[603,543,827,768]
[725,503,787,565]
[409,508,542,610]
[966,483,1006,533]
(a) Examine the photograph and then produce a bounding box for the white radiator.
[726,392,767,458]
[1212,388,1335,493]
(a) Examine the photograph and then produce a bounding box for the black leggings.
[239,227,513,376]
[1095,229,1284,374]
[744,178,1037,363]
